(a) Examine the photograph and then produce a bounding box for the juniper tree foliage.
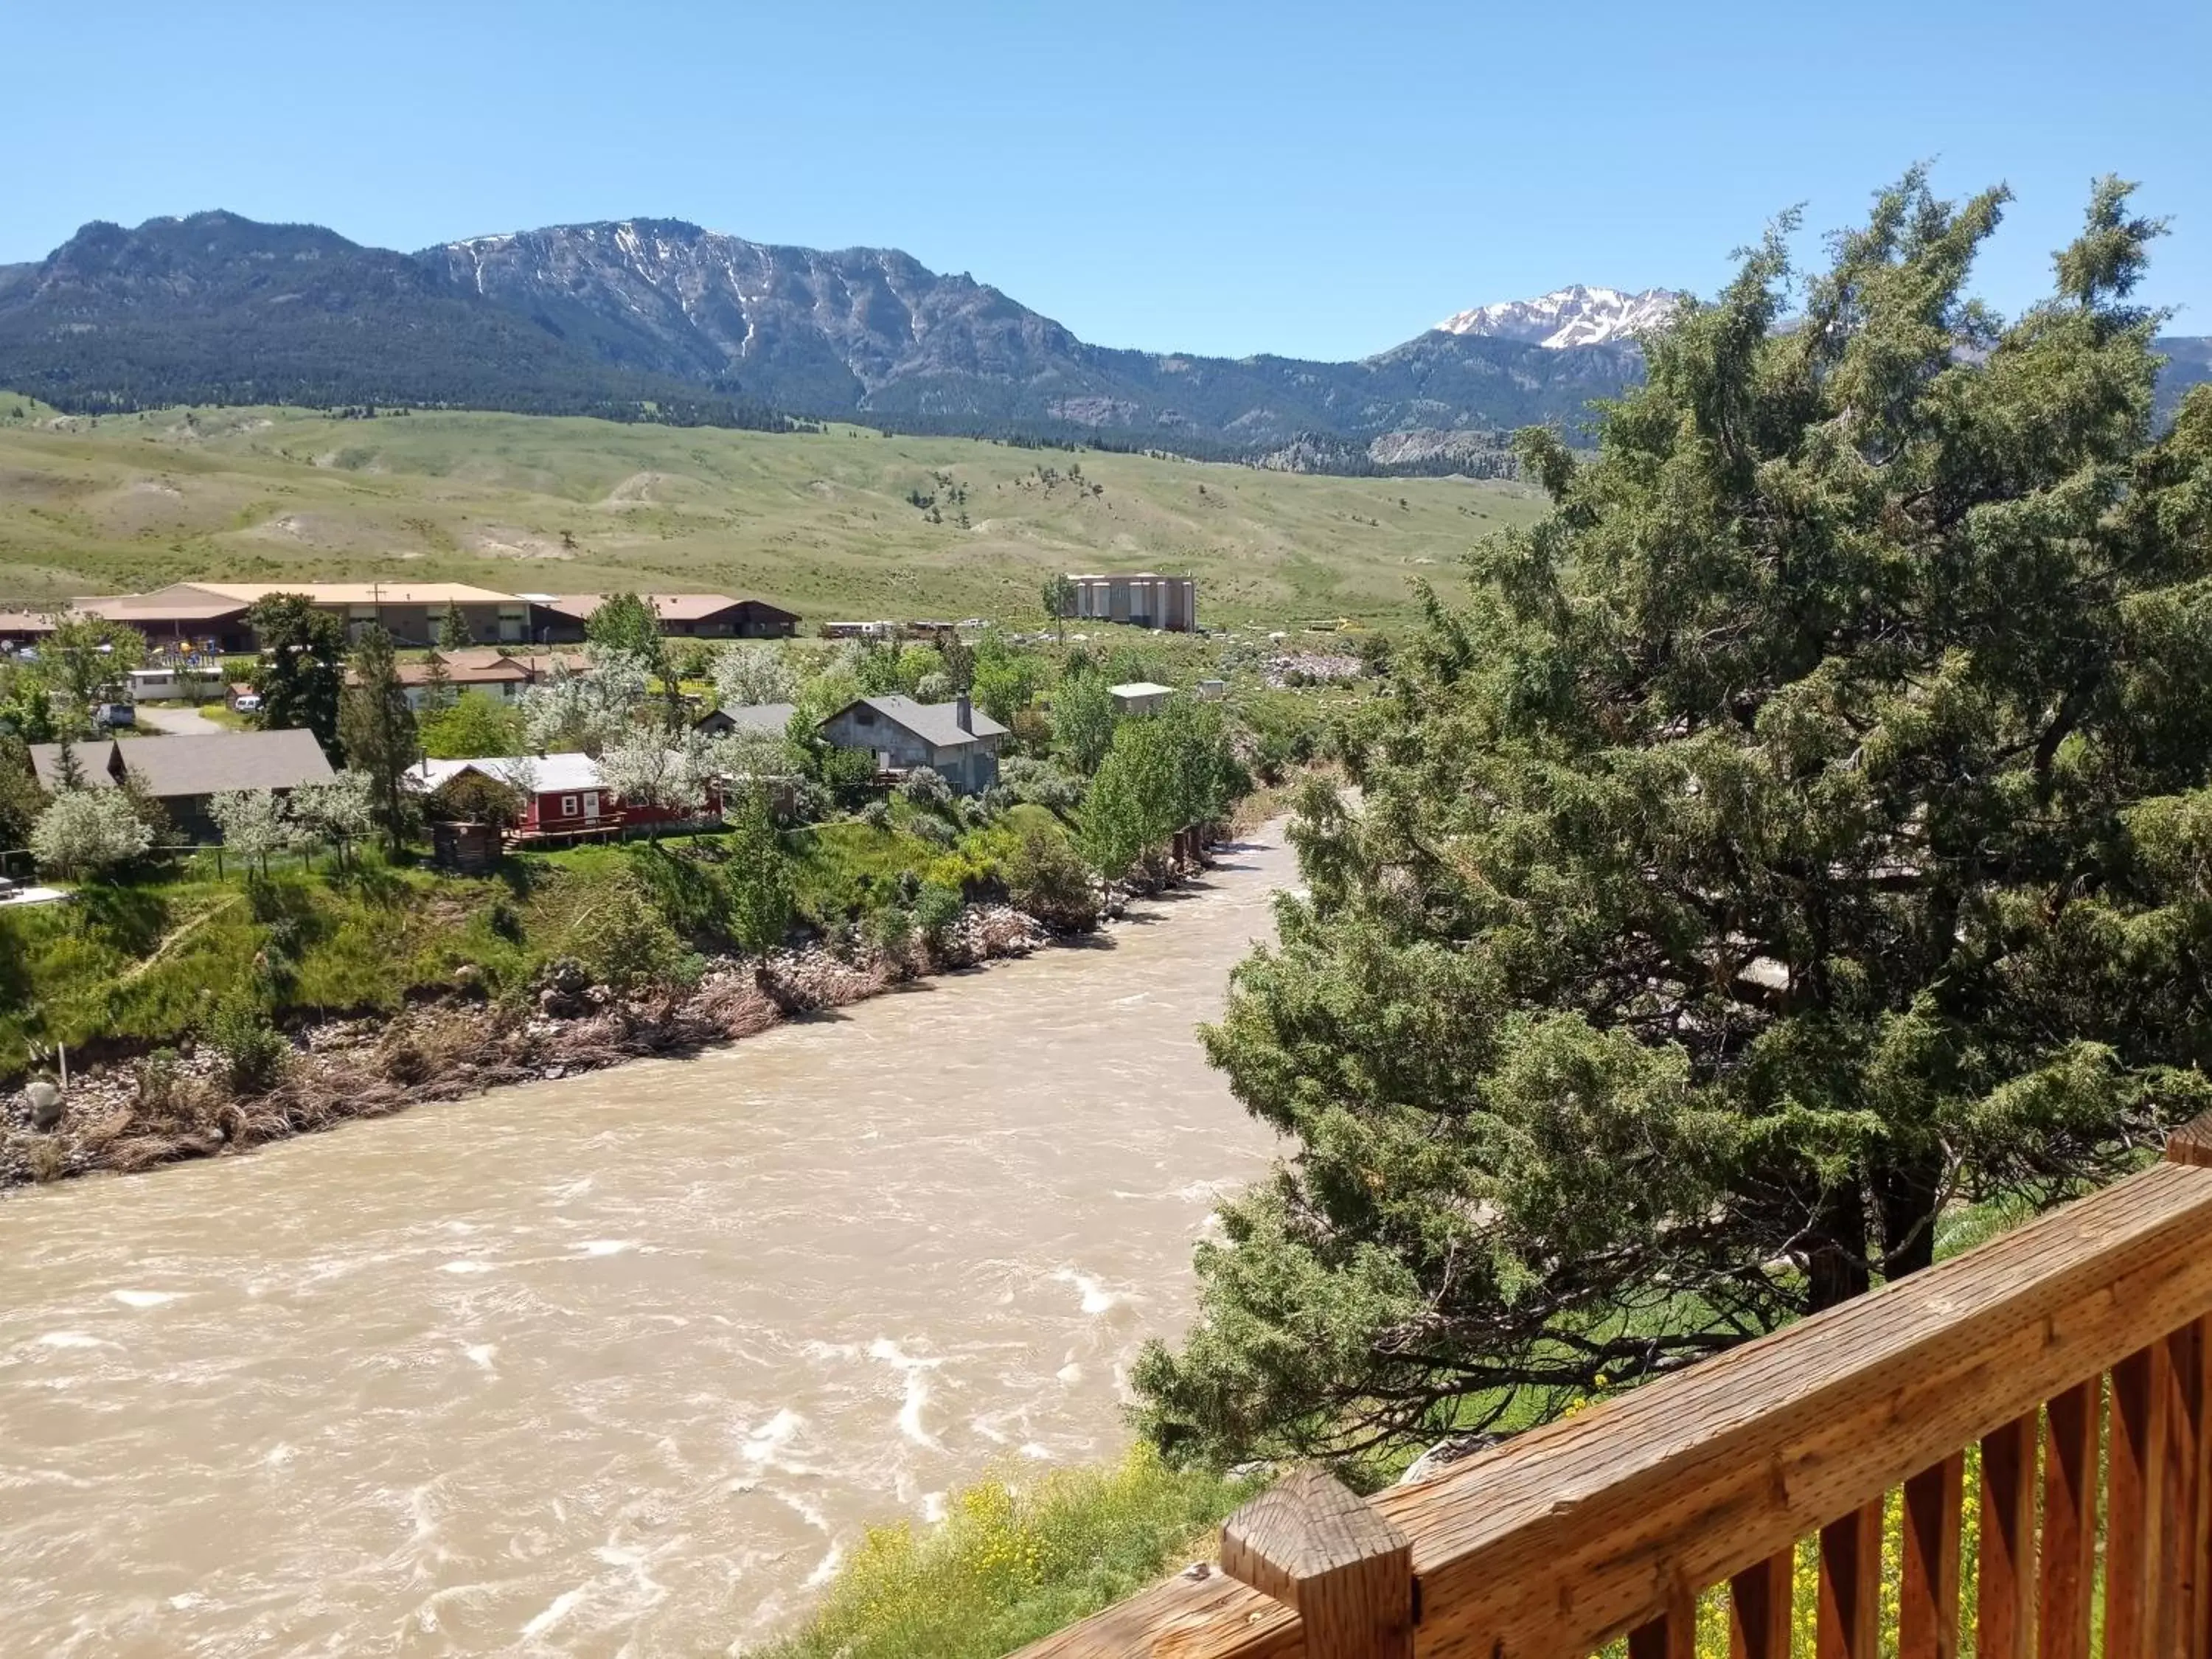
[246,594,345,751]
[1133,175,2212,1468]
[337,624,419,851]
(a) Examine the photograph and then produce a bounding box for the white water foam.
[866,1339,944,1449]
[111,1290,180,1307]
[439,1260,495,1275]
[740,1409,806,1470]
[33,1332,107,1349]
[803,1540,846,1587]
[579,1240,634,1256]
[1050,1268,1124,1315]
[520,1586,585,1638]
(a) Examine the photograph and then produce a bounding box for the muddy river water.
[0,833,1293,1657]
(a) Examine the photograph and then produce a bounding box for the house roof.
[698,701,796,735]
[1109,681,1175,698]
[831,695,1009,749]
[185,582,521,607]
[409,754,609,795]
[529,593,793,624]
[436,646,588,675]
[75,583,256,624]
[29,729,334,798]
[0,609,59,636]
[391,659,532,687]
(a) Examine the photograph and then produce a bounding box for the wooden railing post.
[1218,1467,1413,1659]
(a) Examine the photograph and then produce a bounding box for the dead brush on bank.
[686,975,783,1040]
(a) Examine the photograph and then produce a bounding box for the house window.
[560,795,579,817]
[856,709,877,726]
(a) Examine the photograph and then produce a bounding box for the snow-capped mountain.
[1435,285,1683,349]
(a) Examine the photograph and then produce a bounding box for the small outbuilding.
[1109,681,1175,717]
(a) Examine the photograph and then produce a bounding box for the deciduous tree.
[29,786,150,876]
[712,642,796,709]
[1051,663,1118,776]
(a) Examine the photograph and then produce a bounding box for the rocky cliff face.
[423,220,1091,413]
[0,212,789,425]
[418,218,1651,441]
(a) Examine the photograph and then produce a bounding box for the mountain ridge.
[1,212,2205,470]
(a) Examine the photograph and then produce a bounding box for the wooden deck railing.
[1021,1117,2212,1658]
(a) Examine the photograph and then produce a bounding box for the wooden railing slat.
[1728,1550,1793,1659]
[1978,1412,2039,1659]
[2174,1317,2212,1659]
[2039,1381,2101,1659]
[1901,1452,1964,1659]
[1388,1166,2212,1659]
[1017,1156,2212,1659]
[1626,1584,1694,1659]
[2107,1343,2169,1659]
[1818,1500,1882,1659]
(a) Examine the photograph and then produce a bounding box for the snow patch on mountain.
[1435,285,1682,349]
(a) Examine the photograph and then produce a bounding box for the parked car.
[94,702,136,729]
[232,692,262,714]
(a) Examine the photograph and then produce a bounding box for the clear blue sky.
[10,0,2206,360]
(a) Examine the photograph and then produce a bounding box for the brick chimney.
[954,693,973,733]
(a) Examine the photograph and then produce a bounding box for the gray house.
[694,701,798,740]
[26,730,335,842]
[819,695,1007,795]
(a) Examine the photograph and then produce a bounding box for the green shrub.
[870,905,914,956]
[206,1001,291,1093]
[1003,820,1097,931]
[757,1447,1251,1659]
[914,880,965,945]
[560,884,686,990]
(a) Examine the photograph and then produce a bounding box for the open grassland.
[0,397,1544,627]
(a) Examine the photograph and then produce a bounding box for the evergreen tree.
[437,602,473,651]
[246,594,346,751]
[336,623,419,851]
[0,731,44,846]
[420,650,455,713]
[1134,175,2212,1469]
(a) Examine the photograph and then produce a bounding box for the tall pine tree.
[337,623,419,852]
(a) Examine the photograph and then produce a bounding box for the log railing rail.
[1020,1117,2212,1658]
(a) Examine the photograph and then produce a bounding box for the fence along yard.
[1020,1116,2212,1659]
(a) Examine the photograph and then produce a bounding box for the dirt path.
[131,703,224,736]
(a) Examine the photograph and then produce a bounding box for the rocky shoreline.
[0,886,1165,1193]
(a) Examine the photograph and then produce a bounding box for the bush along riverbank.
[0,800,1222,1192]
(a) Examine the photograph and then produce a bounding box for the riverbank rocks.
[0,890,1181,1192]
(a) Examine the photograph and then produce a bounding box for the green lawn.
[0,399,1545,630]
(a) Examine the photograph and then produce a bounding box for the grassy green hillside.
[0,398,1542,627]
